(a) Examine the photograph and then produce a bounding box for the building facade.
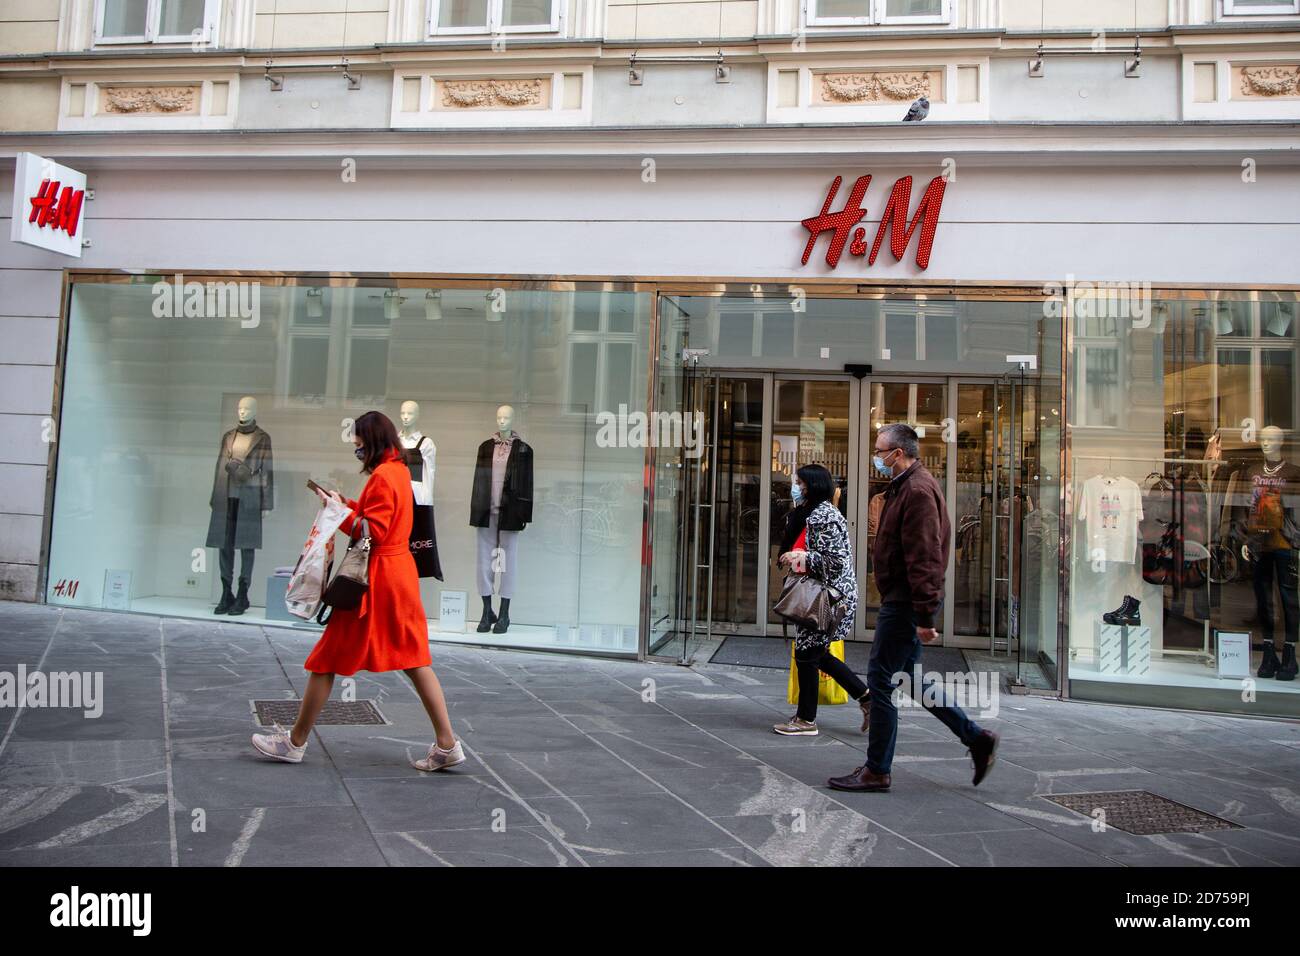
[2,0,1299,717]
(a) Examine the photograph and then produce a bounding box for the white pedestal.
[1095,620,1152,677]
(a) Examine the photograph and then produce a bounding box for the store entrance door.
[661,369,1050,671]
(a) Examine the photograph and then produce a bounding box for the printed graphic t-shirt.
[1245,461,1300,551]
[1080,475,1143,564]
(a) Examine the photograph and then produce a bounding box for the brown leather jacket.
[871,461,950,629]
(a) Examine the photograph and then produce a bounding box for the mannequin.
[398,400,437,505]
[398,400,442,580]
[1239,425,1300,680]
[469,405,534,633]
[205,396,274,615]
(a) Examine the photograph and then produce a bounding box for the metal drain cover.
[1043,790,1242,835]
[251,699,389,727]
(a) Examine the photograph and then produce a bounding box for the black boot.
[228,578,250,616]
[1258,642,1281,679]
[214,579,235,614]
[1278,644,1298,682]
[476,596,496,633]
[1102,595,1141,626]
[493,598,511,634]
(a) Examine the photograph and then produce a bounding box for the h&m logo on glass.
[800,174,947,271]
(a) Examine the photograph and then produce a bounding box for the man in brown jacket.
[829,423,998,793]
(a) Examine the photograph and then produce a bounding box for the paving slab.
[3,599,1300,867]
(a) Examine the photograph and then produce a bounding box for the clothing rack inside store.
[1073,455,1217,465]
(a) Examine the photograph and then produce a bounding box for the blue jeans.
[866,602,982,775]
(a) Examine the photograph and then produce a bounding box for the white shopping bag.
[285,497,351,620]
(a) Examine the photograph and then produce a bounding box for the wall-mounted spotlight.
[424,290,442,322]
[305,287,324,319]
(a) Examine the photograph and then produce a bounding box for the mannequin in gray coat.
[205,396,274,615]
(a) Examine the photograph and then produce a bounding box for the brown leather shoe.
[827,766,891,792]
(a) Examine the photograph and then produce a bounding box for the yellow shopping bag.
[787,639,849,706]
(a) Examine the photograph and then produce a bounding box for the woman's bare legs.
[404,666,456,750]
[290,672,335,748]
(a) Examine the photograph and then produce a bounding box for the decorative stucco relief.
[100,86,200,114]
[816,71,938,105]
[437,78,550,110]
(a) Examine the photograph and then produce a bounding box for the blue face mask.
[791,482,803,505]
[873,450,895,477]
[354,446,366,462]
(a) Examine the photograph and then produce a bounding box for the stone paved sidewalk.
[2,600,1299,867]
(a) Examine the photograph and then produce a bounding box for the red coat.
[304,449,431,676]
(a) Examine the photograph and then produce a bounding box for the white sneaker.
[251,723,306,763]
[412,740,466,772]
[773,716,819,736]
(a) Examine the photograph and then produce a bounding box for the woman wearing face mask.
[773,463,869,736]
[251,410,463,772]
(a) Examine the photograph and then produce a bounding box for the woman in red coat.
[252,411,463,772]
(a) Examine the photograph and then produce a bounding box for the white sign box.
[10,152,87,258]
[438,590,467,633]
[1216,631,1252,679]
[103,569,131,610]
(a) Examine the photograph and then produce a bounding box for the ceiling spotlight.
[1214,303,1234,336]
[383,289,403,321]
[1151,301,1169,334]
[1266,303,1293,337]
[306,287,324,319]
[424,290,442,322]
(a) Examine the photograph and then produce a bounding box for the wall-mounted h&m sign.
[10,152,88,258]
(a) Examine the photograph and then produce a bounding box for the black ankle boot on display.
[1258,642,1281,679]
[1278,644,1298,682]
[493,598,511,634]
[228,579,250,616]
[214,579,235,615]
[1102,595,1141,626]
[476,596,496,633]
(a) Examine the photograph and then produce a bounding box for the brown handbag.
[316,518,371,624]
[773,573,845,633]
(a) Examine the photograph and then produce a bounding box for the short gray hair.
[878,423,919,459]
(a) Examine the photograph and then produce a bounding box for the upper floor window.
[807,0,949,27]
[430,0,560,35]
[96,0,218,44]
[1223,0,1300,12]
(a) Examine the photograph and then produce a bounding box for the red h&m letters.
[801,174,947,271]
[28,179,85,238]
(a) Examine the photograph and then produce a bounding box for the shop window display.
[46,279,651,655]
[1067,291,1300,717]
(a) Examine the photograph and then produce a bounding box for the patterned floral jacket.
[794,500,859,651]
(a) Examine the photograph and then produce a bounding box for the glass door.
[704,376,766,634]
[766,378,856,630]
[857,380,950,639]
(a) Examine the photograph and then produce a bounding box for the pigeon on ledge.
[902,96,929,121]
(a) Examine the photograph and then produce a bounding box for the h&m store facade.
[10,128,1300,719]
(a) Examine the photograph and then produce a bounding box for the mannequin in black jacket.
[469,405,533,633]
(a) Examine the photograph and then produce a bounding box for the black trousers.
[795,643,868,723]
[218,499,255,586]
[1253,549,1299,646]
